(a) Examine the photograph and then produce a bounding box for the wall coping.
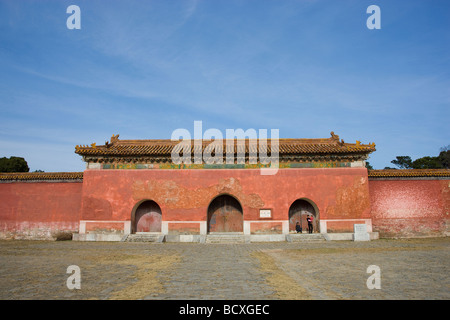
[0,172,83,182]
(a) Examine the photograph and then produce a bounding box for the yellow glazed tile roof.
[75,132,376,157]
[368,169,450,178]
[1,170,448,181]
[0,172,84,181]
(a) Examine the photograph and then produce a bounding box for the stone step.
[205,233,245,244]
[124,233,164,243]
[286,233,326,242]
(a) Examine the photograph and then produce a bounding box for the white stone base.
[72,233,123,242]
[323,232,379,241]
[247,234,287,242]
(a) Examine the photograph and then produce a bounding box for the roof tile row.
[0,172,84,181]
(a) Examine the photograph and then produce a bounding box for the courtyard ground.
[0,237,448,300]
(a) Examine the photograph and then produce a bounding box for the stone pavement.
[0,238,448,300]
[145,244,275,300]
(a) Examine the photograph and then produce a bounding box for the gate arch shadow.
[131,200,162,233]
[288,198,320,233]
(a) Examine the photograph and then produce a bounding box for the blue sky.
[0,0,449,172]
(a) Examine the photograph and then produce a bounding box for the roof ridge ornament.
[330,131,340,142]
[356,140,376,148]
[105,134,120,148]
[111,134,120,143]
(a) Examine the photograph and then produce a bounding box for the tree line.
[366,145,449,170]
[386,146,449,169]
[0,157,30,172]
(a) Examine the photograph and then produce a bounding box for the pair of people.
[295,215,314,233]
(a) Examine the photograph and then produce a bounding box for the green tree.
[0,157,30,172]
[411,156,442,169]
[437,147,449,169]
[389,145,449,169]
[391,156,412,169]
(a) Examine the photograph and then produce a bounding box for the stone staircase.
[286,233,326,242]
[205,233,246,244]
[123,233,165,243]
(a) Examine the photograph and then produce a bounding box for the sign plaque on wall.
[259,209,272,218]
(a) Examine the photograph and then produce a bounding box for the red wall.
[80,168,371,233]
[0,182,82,240]
[369,179,449,237]
[1,171,447,239]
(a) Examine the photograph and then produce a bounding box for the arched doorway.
[288,199,319,233]
[207,194,243,233]
[133,200,162,233]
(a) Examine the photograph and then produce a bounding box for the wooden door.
[135,201,162,232]
[208,195,243,232]
[289,200,316,232]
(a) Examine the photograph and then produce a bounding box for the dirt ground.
[0,237,448,300]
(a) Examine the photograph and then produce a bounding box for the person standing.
[307,215,314,233]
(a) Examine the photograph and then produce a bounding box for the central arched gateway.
[289,199,319,233]
[207,194,243,233]
[133,200,162,233]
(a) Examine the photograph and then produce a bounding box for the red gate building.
[1,132,448,241]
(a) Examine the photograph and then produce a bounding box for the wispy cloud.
[0,0,449,170]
